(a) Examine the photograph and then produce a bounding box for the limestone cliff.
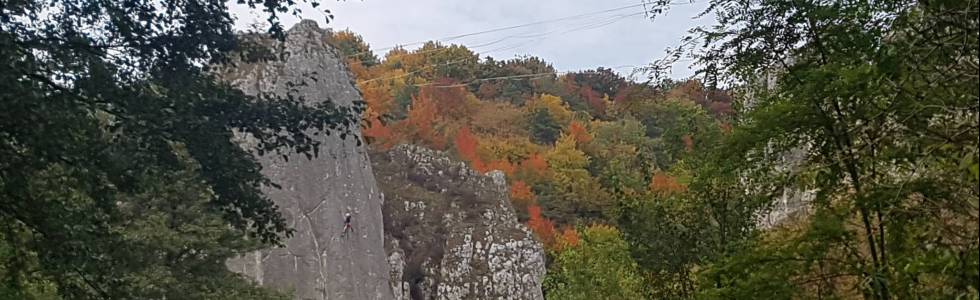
[372,145,546,300]
[221,21,394,300]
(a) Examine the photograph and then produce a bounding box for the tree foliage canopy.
[1,0,359,298]
[643,0,979,298]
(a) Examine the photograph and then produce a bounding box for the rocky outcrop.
[372,145,546,300]
[757,147,814,228]
[221,20,393,300]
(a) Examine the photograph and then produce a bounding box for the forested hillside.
[328,30,744,298]
[2,0,976,299]
[329,0,979,296]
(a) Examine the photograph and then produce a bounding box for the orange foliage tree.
[649,172,687,195]
[510,180,536,208]
[403,93,447,149]
[416,79,476,120]
[568,121,593,144]
[554,227,581,252]
[516,153,550,184]
[454,126,480,163]
[527,204,556,248]
[362,115,396,149]
[580,86,607,117]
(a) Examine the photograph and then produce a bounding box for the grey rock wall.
[757,147,814,228]
[222,20,393,300]
[372,145,546,300]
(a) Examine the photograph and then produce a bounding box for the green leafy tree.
[478,55,557,105]
[587,118,658,195]
[1,0,357,298]
[528,109,562,145]
[537,135,612,223]
[544,225,647,300]
[618,98,719,169]
[616,156,766,299]
[405,42,480,82]
[646,0,980,298]
[567,68,627,100]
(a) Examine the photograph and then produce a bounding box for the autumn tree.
[516,153,552,185]
[363,115,396,149]
[526,94,574,126]
[527,204,557,248]
[579,86,609,118]
[479,56,557,105]
[477,137,538,165]
[567,121,593,144]
[399,42,480,81]
[454,126,480,163]
[568,67,628,99]
[646,0,980,298]
[510,180,536,209]
[622,98,720,169]
[470,102,526,137]
[538,135,612,223]
[648,172,686,195]
[553,227,581,252]
[543,225,647,300]
[327,30,379,66]
[587,118,657,194]
[401,92,447,149]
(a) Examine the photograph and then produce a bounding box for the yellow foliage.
[471,102,526,137]
[526,94,574,125]
[546,134,589,170]
[477,136,540,164]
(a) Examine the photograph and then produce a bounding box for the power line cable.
[367,8,649,63]
[357,11,646,84]
[413,64,641,88]
[345,1,696,62]
[347,2,650,58]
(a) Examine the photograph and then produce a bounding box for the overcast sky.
[229,1,714,79]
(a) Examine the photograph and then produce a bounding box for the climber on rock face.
[342,212,354,238]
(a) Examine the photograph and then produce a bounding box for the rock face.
[222,21,394,300]
[372,145,546,300]
[757,147,814,228]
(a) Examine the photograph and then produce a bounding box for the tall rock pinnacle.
[222,20,394,300]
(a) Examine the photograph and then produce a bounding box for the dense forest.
[332,0,979,297]
[2,0,978,299]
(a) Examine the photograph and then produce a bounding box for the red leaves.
[418,79,471,119]
[528,202,580,253]
[454,127,515,176]
[510,180,535,208]
[554,227,580,252]
[363,115,395,149]
[580,86,607,117]
[407,94,436,133]
[568,121,592,144]
[454,127,479,162]
[649,172,687,195]
[527,204,556,247]
[521,154,549,174]
[406,94,447,149]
